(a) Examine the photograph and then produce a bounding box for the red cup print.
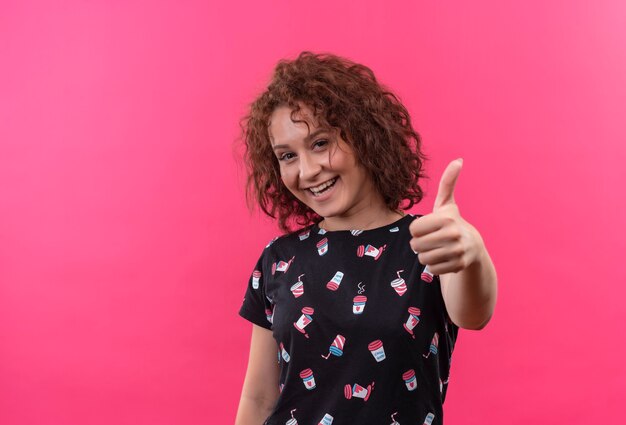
[252,270,261,289]
[300,368,316,390]
[403,307,421,338]
[368,340,386,362]
[352,295,367,314]
[402,369,417,391]
[317,238,329,256]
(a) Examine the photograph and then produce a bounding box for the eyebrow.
[271,128,330,151]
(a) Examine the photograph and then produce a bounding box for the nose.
[299,152,322,181]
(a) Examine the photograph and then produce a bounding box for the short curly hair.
[240,51,428,233]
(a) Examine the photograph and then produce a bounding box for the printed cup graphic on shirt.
[326,271,344,291]
[317,238,329,256]
[279,383,284,393]
[356,244,386,260]
[390,412,400,425]
[318,413,334,425]
[279,342,290,362]
[368,340,386,362]
[390,270,407,296]
[252,270,261,289]
[421,265,434,283]
[266,236,278,248]
[344,381,375,402]
[299,229,310,240]
[423,332,439,358]
[300,368,316,390]
[265,307,274,324]
[322,334,345,359]
[389,226,400,232]
[423,412,435,425]
[293,307,314,338]
[318,227,327,235]
[350,229,363,236]
[272,256,295,275]
[402,369,417,391]
[290,274,305,298]
[403,307,421,338]
[352,295,367,314]
[286,409,298,425]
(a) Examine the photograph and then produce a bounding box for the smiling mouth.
[308,177,338,196]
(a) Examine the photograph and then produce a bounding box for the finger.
[433,158,463,211]
[409,214,445,238]
[417,245,463,267]
[411,228,457,253]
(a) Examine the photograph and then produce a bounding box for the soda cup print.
[317,237,329,256]
[368,339,386,362]
[300,368,316,390]
[402,369,417,391]
[403,307,421,338]
[286,409,298,425]
[322,334,345,359]
[423,332,439,358]
[390,270,407,296]
[423,412,435,425]
[326,271,344,291]
[390,412,400,425]
[298,229,310,240]
[352,295,367,314]
[350,229,363,236]
[252,270,261,289]
[344,381,375,402]
[356,244,386,260]
[290,274,305,298]
[293,307,314,338]
[318,413,334,425]
[421,265,434,283]
[280,342,291,362]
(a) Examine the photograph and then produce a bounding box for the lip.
[305,177,339,202]
[302,177,338,191]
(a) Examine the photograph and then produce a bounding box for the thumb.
[433,158,463,211]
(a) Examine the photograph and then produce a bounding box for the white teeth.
[309,178,337,194]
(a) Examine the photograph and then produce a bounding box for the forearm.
[440,246,497,330]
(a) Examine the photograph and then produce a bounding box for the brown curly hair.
[240,51,428,233]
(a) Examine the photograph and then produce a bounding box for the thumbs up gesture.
[408,159,485,276]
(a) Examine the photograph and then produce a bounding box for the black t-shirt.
[239,214,459,425]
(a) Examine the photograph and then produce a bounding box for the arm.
[235,324,280,425]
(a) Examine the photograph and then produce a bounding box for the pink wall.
[1,1,624,424]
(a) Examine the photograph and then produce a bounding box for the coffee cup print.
[356,244,386,260]
[300,368,316,390]
[252,270,261,289]
[272,256,295,275]
[402,369,417,391]
[423,413,435,425]
[318,227,327,235]
[318,413,334,425]
[265,307,274,324]
[403,307,421,338]
[344,381,375,402]
[322,334,345,359]
[298,229,310,240]
[326,271,344,291]
[423,332,439,358]
[290,274,305,298]
[390,270,407,296]
[368,340,386,362]
[390,412,400,425]
[286,409,298,425]
[317,238,329,256]
[293,307,314,338]
[389,226,400,232]
[421,265,434,283]
[352,295,367,314]
[279,342,291,363]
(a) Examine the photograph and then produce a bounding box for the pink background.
[1,1,625,424]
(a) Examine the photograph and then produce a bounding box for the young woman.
[235,52,497,425]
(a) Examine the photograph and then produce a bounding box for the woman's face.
[268,105,382,221]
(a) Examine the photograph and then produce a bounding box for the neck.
[319,207,405,232]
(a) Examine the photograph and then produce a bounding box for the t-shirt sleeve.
[238,249,273,330]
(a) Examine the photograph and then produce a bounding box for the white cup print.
[368,340,386,362]
[299,229,310,240]
[290,274,305,298]
[403,307,421,338]
[318,413,334,425]
[286,409,298,425]
[317,237,329,256]
[326,271,344,291]
[300,368,316,390]
[344,381,375,402]
[279,342,290,362]
[356,244,386,260]
[390,269,407,296]
[293,307,314,338]
[252,270,261,289]
[265,307,273,324]
[423,412,435,425]
[402,369,417,391]
[352,295,367,314]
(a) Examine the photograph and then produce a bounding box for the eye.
[278,152,296,161]
[313,139,329,149]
